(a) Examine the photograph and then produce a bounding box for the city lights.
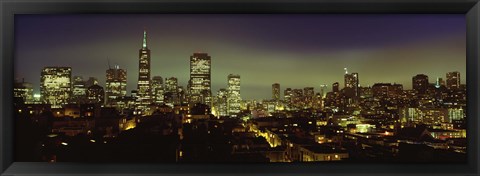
[14,19,467,163]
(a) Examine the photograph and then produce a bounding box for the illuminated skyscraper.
[215,88,228,117]
[292,89,303,109]
[165,77,179,106]
[40,67,72,108]
[152,76,164,104]
[14,79,33,104]
[446,71,460,90]
[137,29,152,111]
[105,65,127,106]
[304,87,314,108]
[284,88,293,108]
[412,74,429,94]
[344,68,359,98]
[71,76,87,104]
[189,53,212,105]
[272,83,280,100]
[227,74,241,116]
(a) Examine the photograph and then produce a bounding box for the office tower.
[304,87,314,108]
[292,89,303,109]
[13,79,33,103]
[152,76,164,104]
[446,71,460,90]
[165,77,178,93]
[87,84,105,105]
[215,88,228,117]
[333,82,340,92]
[105,65,127,106]
[227,74,241,116]
[165,77,179,105]
[137,29,152,110]
[412,74,429,94]
[272,83,280,100]
[284,88,293,108]
[189,53,212,105]
[344,68,359,98]
[71,76,87,104]
[40,67,72,108]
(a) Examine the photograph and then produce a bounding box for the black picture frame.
[1,0,479,175]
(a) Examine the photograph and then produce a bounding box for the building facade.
[189,53,212,105]
[105,65,127,107]
[40,67,72,108]
[136,29,152,111]
[227,74,241,117]
[412,74,429,94]
[151,76,164,104]
[446,71,460,90]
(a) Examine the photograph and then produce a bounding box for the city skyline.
[15,14,466,100]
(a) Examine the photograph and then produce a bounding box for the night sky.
[15,14,466,100]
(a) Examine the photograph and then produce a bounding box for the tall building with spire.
[136,29,152,112]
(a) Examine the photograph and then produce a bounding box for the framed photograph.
[1,0,479,175]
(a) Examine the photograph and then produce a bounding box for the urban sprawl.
[14,30,467,163]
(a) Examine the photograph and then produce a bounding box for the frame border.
[1,0,479,175]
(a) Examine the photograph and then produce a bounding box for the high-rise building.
[14,79,33,104]
[105,65,127,106]
[87,84,105,105]
[215,88,228,117]
[344,68,359,98]
[71,76,87,104]
[137,29,152,111]
[272,83,280,100]
[40,67,72,108]
[292,89,304,109]
[412,74,429,94]
[446,71,460,90]
[284,88,293,108]
[165,77,179,106]
[189,53,212,105]
[227,74,241,116]
[304,87,315,108]
[151,76,164,104]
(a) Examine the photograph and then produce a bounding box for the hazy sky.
[15,14,466,100]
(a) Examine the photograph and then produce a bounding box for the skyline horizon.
[17,63,465,101]
[15,14,466,100]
